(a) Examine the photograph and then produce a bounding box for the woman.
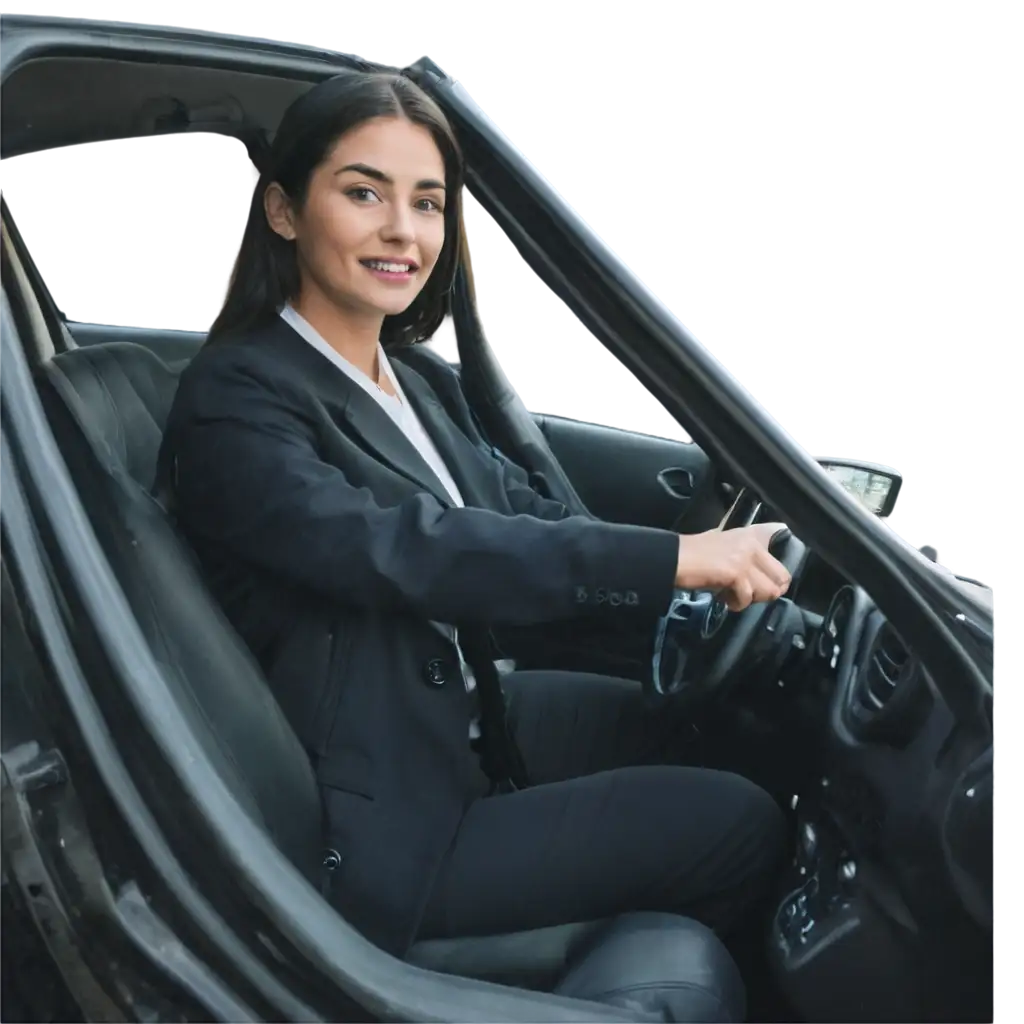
[158,71,792,958]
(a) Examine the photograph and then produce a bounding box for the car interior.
[1,18,993,1024]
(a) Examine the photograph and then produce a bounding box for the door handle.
[656,468,695,500]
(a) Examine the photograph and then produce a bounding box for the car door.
[535,413,726,534]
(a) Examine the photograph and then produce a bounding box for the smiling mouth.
[360,259,418,276]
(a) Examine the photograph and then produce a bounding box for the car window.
[427,192,692,443]
[1,133,258,333]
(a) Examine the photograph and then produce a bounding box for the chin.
[364,290,422,319]
[331,292,414,321]
[371,300,418,320]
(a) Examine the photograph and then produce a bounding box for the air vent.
[847,617,931,743]
[860,624,913,710]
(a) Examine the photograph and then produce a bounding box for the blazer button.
[424,658,448,687]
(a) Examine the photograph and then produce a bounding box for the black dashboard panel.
[769,570,991,1019]
[719,484,991,934]
[718,489,991,1018]
[792,552,851,617]
[941,746,992,928]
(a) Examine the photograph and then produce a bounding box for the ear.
[264,183,297,241]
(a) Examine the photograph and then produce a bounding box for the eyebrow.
[336,162,446,191]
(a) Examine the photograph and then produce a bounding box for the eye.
[415,196,444,213]
[346,186,381,204]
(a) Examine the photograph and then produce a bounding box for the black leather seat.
[45,341,181,490]
[409,914,744,1020]
[38,339,746,1022]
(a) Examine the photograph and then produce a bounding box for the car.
[0,14,993,1023]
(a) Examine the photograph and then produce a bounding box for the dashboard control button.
[800,822,818,859]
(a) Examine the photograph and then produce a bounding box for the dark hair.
[208,71,464,348]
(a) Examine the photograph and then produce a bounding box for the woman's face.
[267,116,448,321]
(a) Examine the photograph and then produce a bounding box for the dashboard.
[721,488,992,933]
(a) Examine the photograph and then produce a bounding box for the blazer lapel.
[264,320,457,507]
[338,384,457,508]
[392,362,490,509]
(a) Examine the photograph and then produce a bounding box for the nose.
[380,202,415,246]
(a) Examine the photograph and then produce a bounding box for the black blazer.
[158,315,678,955]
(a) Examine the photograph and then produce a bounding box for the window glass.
[428,193,691,441]
[1,133,258,332]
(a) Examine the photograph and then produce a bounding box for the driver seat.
[36,338,746,1022]
[409,914,743,1019]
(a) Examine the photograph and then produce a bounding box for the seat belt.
[456,625,530,792]
[449,258,592,517]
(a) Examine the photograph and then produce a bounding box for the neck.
[291,287,384,381]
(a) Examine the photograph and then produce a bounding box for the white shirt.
[279,306,481,740]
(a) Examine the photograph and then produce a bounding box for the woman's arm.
[168,351,678,627]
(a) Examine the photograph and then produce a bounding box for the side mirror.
[817,458,902,518]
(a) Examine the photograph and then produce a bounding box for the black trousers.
[418,671,787,940]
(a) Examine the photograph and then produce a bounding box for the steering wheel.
[648,526,808,702]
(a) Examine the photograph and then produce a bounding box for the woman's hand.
[675,523,792,612]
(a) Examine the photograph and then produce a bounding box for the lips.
[360,258,419,274]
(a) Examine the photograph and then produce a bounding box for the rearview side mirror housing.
[817,458,902,518]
